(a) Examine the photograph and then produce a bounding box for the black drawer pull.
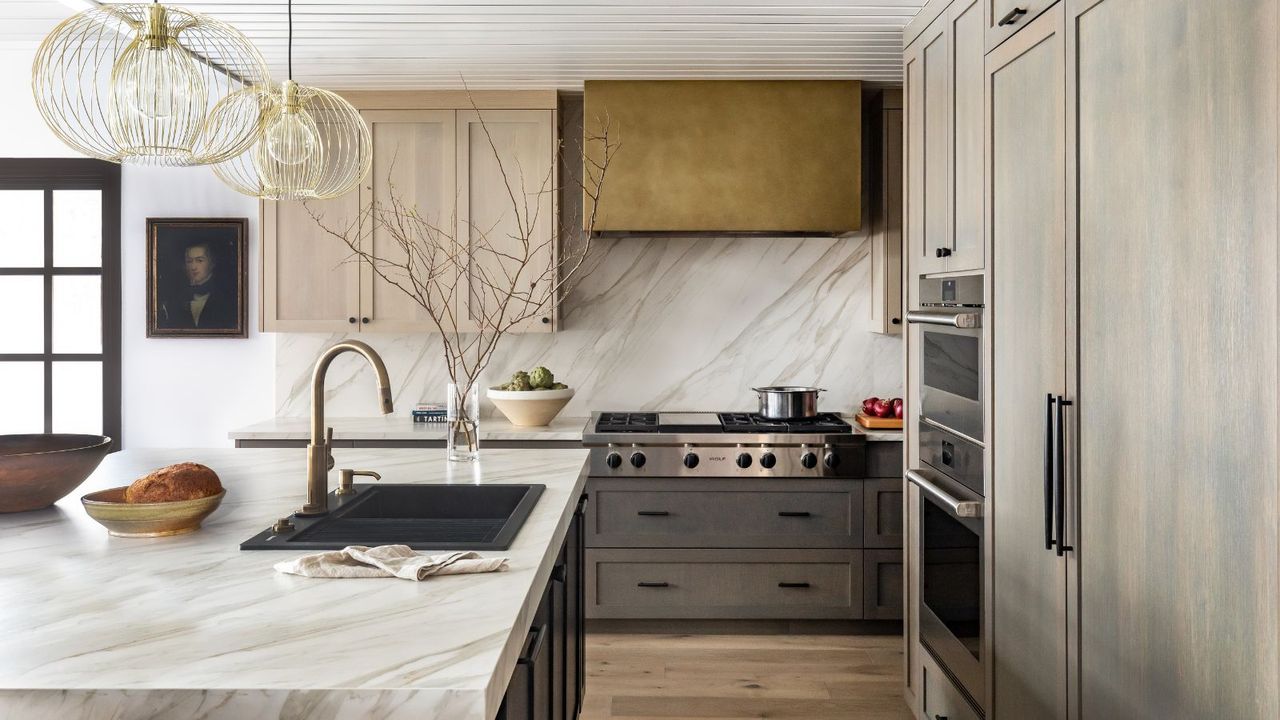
[637,510,670,516]
[778,511,811,517]
[998,6,1027,25]
[778,582,811,588]
[637,581,669,588]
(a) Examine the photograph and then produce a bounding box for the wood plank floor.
[581,634,914,720]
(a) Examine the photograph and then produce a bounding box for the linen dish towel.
[274,544,509,581]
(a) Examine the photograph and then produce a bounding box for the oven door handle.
[905,310,982,329]
[907,469,983,518]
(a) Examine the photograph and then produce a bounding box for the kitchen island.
[0,447,589,720]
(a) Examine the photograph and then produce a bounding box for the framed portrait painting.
[146,218,247,338]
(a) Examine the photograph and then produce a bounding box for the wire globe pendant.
[32,3,270,166]
[212,80,370,201]
[212,0,370,201]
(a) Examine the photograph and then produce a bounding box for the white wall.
[1,47,274,447]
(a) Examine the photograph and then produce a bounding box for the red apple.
[892,398,904,419]
[873,397,894,418]
[862,397,880,415]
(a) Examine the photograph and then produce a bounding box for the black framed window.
[0,159,121,445]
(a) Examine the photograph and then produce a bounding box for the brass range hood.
[583,80,861,236]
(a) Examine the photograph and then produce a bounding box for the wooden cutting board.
[855,412,903,430]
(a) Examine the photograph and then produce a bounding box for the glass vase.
[447,382,480,462]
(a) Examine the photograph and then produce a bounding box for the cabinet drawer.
[586,549,862,620]
[585,479,861,549]
[986,0,1058,51]
[923,659,981,720]
[863,477,904,549]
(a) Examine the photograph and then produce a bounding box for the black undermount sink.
[240,483,545,551]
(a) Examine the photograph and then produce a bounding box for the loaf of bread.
[124,462,223,503]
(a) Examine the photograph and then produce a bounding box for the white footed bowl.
[488,387,575,427]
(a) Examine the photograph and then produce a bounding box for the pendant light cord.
[287,0,293,80]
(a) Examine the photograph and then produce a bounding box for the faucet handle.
[337,469,381,496]
[325,426,335,471]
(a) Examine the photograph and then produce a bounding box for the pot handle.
[750,388,828,393]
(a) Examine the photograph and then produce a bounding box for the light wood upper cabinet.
[261,191,361,333]
[904,0,985,277]
[360,110,456,333]
[456,110,557,334]
[261,93,558,334]
[985,0,1058,51]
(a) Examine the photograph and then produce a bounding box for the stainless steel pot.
[752,386,825,420]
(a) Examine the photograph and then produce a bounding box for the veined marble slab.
[0,448,589,720]
[272,235,904,422]
[230,415,591,442]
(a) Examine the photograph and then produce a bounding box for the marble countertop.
[0,447,589,720]
[229,415,902,443]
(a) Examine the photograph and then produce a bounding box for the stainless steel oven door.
[915,318,983,443]
[908,468,985,709]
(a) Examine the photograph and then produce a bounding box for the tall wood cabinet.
[906,0,1280,718]
[987,6,1066,719]
[261,93,558,334]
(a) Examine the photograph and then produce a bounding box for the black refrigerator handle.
[1055,396,1074,556]
[1044,393,1056,551]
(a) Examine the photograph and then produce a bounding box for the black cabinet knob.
[824,452,841,469]
[630,451,646,468]
[348,317,357,324]
[891,317,902,325]
[759,452,777,469]
[541,317,551,324]
[682,452,699,469]
[735,452,752,469]
[800,452,818,469]
[361,317,370,324]
[935,247,953,258]
[605,452,622,469]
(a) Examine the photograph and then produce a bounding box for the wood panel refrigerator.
[987,0,1280,718]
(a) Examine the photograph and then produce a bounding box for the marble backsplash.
[274,233,903,419]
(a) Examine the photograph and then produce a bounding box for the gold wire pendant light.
[213,0,371,201]
[32,2,271,166]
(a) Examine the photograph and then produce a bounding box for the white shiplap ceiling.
[2,1,923,89]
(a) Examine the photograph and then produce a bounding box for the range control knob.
[800,452,818,469]
[824,452,841,469]
[736,452,753,469]
[759,452,777,469]
[683,452,699,469]
[605,452,622,469]
[630,451,647,468]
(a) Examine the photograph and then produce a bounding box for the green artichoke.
[509,371,532,391]
[529,366,554,389]
[551,383,568,390]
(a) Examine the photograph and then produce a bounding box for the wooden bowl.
[81,487,225,538]
[0,434,112,513]
[488,387,575,427]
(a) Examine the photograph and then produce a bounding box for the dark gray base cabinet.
[499,495,586,720]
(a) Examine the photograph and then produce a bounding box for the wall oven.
[910,420,985,713]
[908,275,984,443]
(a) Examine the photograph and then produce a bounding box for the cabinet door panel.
[262,193,360,332]
[360,110,456,333]
[920,17,950,275]
[1073,0,1279,718]
[456,110,556,333]
[988,5,1066,719]
[950,0,985,272]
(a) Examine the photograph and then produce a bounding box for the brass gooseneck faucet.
[298,341,393,516]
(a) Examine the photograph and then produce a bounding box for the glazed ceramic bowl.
[81,487,226,538]
[0,434,112,513]
[488,387,575,427]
